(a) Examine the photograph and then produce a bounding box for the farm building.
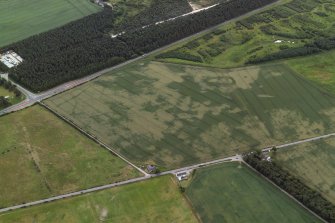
[0,51,23,68]
[176,171,190,181]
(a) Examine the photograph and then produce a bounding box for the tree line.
[4,0,277,92]
[244,152,335,223]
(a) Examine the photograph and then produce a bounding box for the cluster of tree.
[0,78,21,98]
[244,152,335,222]
[6,0,276,92]
[312,37,335,50]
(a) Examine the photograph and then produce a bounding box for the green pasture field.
[0,86,24,108]
[156,0,335,68]
[0,105,139,208]
[0,0,101,47]
[286,50,335,96]
[45,61,335,168]
[186,162,322,223]
[273,136,335,205]
[0,175,198,223]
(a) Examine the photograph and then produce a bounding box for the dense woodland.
[4,0,276,92]
[244,152,335,223]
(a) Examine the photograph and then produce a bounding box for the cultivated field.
[0,176,197,223]
[45,61,335,168]
[186,162,322,223]
[274,136,335,205]
[156,0,335,68]
[0,105,139,208]
[287,50,335,95]
[0,0,101,47]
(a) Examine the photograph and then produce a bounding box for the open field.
[45,61,335,168]
[0,86,23,108]
[0,0,101,47]
[156,0,335,68]
[0,105,139,208]
[273,136,335,205]
[0,175,198,223]
[286,49,335,95]
[186,162,322,223]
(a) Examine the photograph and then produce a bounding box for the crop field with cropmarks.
[185,162,322,223]
[274,136,335,205]
[45,61,335,169]
[0,105,139,208]
[0,0,101,47]
[156,0,335,69]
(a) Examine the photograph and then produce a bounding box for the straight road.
[262,133,335,152]
[0,155,241,214]
[0,0,282,116]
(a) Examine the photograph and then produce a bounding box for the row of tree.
[5,0,277,92]
[244,152,335,222]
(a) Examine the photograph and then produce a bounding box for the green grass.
[45,61,335,169]
[186,162,322,223]
[156,0,335,69]
[0,86,24,108]
[273,136,335,205]
[0,105,139,208]
[0,0,101,47]
[286,50,335,96]
[0,175,198,223]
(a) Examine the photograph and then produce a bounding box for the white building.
[175,171,191,181]
[0,51,23,68]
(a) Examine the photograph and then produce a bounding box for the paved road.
[0,155,240,214]
[0,0,281,116]
[262,133,335,152]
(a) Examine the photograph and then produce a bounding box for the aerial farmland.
[45,61,335,168]
[1,0,335,222]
